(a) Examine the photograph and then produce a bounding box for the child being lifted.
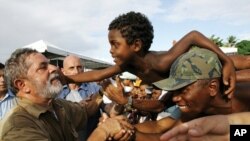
[66,11,237,99]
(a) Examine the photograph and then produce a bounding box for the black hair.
[108,11,154,52]
[0,62,4,69]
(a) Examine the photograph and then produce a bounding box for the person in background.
[118,72,158,123]
[58,55,101,141]
[0,62,17,120]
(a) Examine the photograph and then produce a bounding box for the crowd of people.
[1,11,250,141]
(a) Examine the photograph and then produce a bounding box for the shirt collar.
[79,83,88,90]
[62,85,69,90]
[17,97,53,118]
[0,91,15,101]
[7,90,15,97]
[63,83,88,91]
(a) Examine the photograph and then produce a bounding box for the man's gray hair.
[4,48,39,94]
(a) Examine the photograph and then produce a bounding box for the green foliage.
[235,40,250,55]
[209,34,224,47]
[225,35,237,47]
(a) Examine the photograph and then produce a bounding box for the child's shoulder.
[145,51,168,61]
[147,50,168,55]
[144,50,171,70]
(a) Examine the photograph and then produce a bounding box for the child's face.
[108,29,133,65]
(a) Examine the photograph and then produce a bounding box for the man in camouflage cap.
[153,47,222,91]
[153,48,250,121]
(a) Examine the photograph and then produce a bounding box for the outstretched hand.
[56,68,68,85]
[160,115,230,141]
[222,60,236,99]
[104,76,128,105]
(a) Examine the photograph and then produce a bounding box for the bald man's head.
[62,55,84,75]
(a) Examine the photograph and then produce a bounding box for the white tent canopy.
[24,40,68,55]
[23,40,112,69]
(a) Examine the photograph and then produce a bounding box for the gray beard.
[40,82,62,98]
[35,73,63,99]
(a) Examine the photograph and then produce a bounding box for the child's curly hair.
[108,11,154,52]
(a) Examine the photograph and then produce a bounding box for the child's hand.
[56,68,68,85]
[222,60,236,99]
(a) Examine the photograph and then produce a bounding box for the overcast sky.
[1,0,250,63]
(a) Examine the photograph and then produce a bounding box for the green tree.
[209,34,224,47]
[235,40,250,55]
[225,35,237,47]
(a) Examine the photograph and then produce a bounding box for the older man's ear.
[14,79,30,94]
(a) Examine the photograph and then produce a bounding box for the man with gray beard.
[0,48,133,141]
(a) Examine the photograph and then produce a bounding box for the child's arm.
[226,55,250,82]
[236,69,250,82]
[159,30,235,98]
[66,65,122,83]
[229,55,250,70]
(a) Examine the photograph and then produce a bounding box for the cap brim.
[153,78,196,91]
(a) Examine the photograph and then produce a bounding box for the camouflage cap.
[153,48,222,91]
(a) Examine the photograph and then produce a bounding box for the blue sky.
[1,0,250,63]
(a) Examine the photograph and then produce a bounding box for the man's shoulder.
[0,105,36,137]
[81,82,99,87]
[0,105,50,140]
[57,85,70,98]
[1,105,32,124]
[80,82,100,91]
[54,98,82,110]
[53,99,87,123]
[54,98,71,105]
